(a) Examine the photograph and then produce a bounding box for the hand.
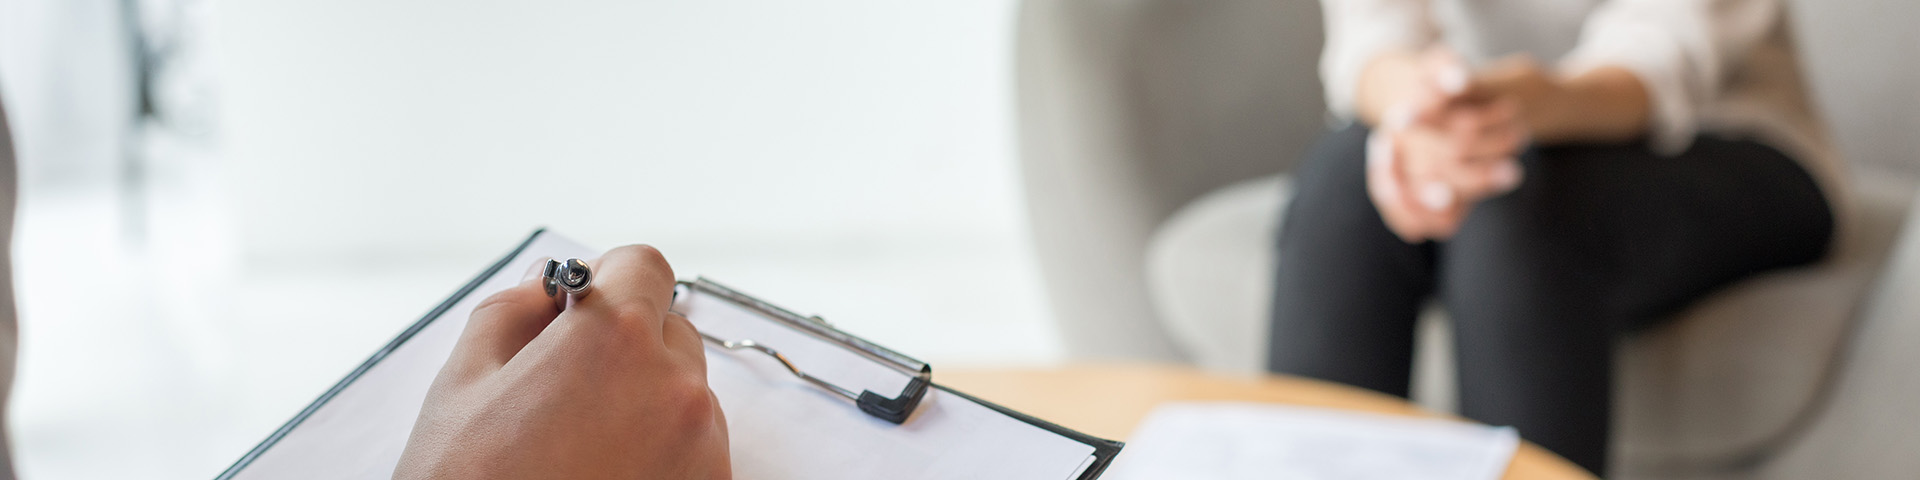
[1366,53,1529,242]
[1463,56,1566,142]
[1368,123,1475,242]
[394,246,731,480]
[1390,98,1530,206]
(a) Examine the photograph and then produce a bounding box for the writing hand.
[395,245,731,480]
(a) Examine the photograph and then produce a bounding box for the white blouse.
[1318,0,1846,201]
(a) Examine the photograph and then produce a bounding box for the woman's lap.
[1266,124,1834,474]
[1450,135,1834,329]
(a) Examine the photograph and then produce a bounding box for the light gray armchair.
[1015,0,1920,478]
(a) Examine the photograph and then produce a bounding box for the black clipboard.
[216,229,1123,480]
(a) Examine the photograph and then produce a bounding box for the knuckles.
[470,287,541,324]
[660,372,721,432]
[603,303,667,336]
[602,244,675,281]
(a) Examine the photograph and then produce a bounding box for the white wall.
[210,0,1057,366]
[0,0,136,188]
[217,0,1026,260]
[4,1,1053,478]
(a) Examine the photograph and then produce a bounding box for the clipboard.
[675,278,932,425]
[216,229,1123,480]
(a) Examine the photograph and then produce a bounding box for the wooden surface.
[939,364,1596,480]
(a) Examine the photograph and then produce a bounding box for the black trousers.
[1266,125,1834,475]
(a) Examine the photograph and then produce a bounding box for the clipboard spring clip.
[675,278,933,425]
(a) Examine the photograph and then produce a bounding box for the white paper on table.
[223,230,1103,480]
[1102,402,1518,480]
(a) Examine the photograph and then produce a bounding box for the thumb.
[442,259,563,383]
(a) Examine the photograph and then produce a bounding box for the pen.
[542,258,594,308]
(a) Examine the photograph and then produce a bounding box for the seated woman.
[1267,0,1841,474]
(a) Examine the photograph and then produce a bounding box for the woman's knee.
[1442,148,1617,288]
[1457,146,1620,244]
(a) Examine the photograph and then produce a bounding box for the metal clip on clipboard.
[674,278,933,425]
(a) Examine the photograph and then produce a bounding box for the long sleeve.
[1559,0,1783,155]
[1317,0,1439,120]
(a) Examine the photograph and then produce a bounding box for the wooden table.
[939,364,1596,480]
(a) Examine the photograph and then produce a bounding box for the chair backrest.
[1022,0,1328,215]
[1016,0,1327,360]
[1788,0,1920,175]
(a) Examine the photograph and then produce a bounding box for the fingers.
[1369,51,1535,242]
[1366,129,1436,243]
[662,312,708,376]
[1425,148,1523,201]
[447,259,564,382]
[574,245,678,333]
[707,386,730,472]
[1395,127,1458,200]
[1445,98,1527,157]
[1464,157,1525,198]
[1393,100,1529,204]
[1368,127,1498,243]
[1416,100,1525,163]
[708,387,729,442]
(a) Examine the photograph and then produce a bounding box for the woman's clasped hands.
[1366,48,1545,243]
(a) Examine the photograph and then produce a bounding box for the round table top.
[938,363,1596,480]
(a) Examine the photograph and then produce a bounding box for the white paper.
[1103,402,1518,480]
[227,231,1098,480]
[229,232,600,479]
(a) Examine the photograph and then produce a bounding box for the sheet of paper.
[1103,402,1517,480]
[229,232,600,479]
[226,231,1098,480]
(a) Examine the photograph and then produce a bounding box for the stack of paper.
[1103,402,1518,480]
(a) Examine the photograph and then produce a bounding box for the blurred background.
[1,0,1051,478]
[8,0,1920,479]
